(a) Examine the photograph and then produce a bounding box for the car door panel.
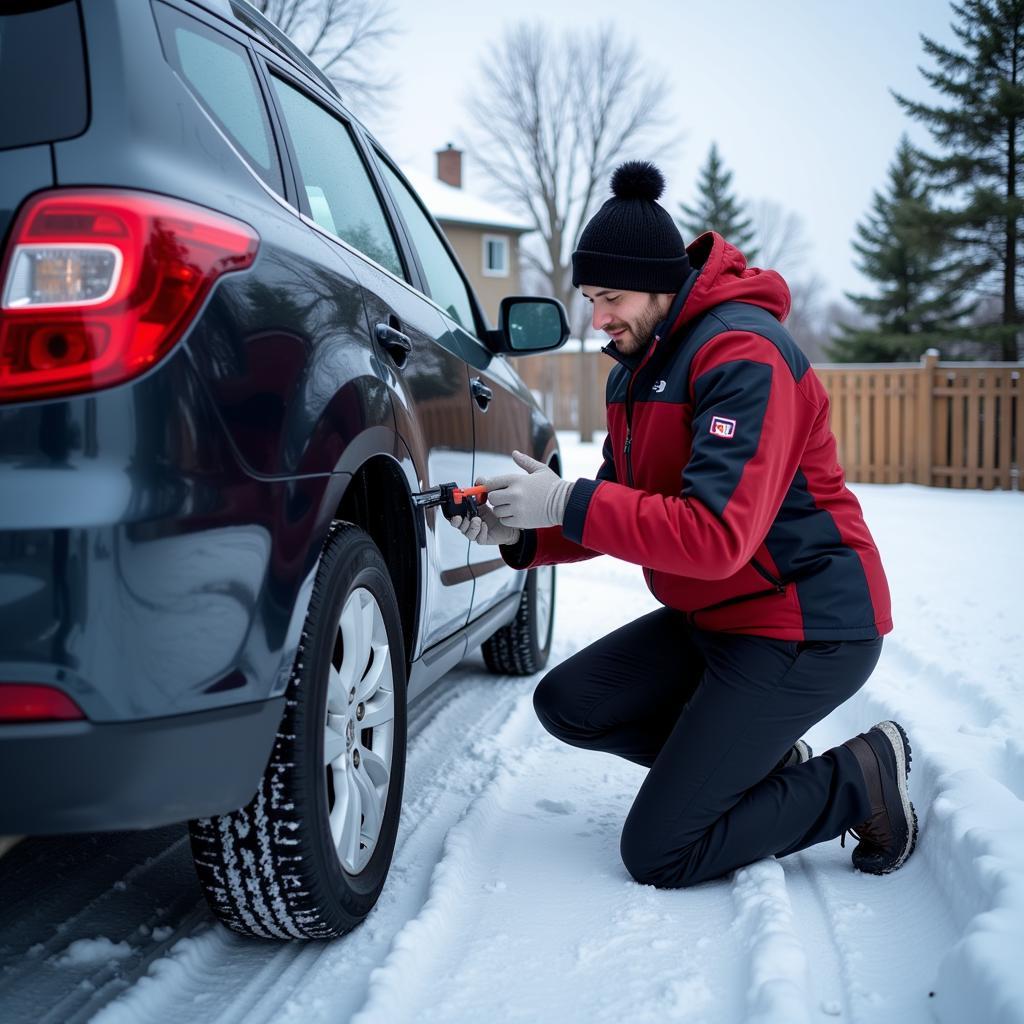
[363,153,537,624]
[435,318,538,616]
[350,259,476,653]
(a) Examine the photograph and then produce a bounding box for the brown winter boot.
[840,720,919,874]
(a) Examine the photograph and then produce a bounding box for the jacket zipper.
[622,334,660,488]
[613,276,698,488]
[685,584,787,627]
[750,557,787,592]
[685,560,790,626]
[624,337,661,597]
[624,407,635,487]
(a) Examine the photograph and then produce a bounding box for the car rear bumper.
[0,696,284,834]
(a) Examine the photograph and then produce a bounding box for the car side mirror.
[485,296,570,355]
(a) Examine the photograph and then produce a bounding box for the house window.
[483,234,509,277]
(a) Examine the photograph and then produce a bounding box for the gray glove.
[449,482,521,546]
[481,450,575,530]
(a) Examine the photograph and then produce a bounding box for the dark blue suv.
[0,0,568,940]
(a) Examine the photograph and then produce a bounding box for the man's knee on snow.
[619,825,706,889]
[532,664,584,739]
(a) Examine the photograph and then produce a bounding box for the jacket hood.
[664,231,791,337]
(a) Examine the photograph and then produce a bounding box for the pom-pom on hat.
[572,160,691,293]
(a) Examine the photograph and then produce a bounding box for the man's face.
[581,286,674,356]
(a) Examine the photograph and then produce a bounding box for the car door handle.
[375,322,412,365]
[471,377,492,410]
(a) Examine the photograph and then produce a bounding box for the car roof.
[186,0,342,102]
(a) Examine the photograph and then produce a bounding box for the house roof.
[402,167,534,234]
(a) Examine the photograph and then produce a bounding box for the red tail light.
[0,189,259,403]
[0,684,85,722]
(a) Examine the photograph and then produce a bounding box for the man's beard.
[610,297,665,355]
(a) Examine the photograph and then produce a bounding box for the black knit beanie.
[571,161,690,292]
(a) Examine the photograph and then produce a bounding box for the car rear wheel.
[188,522,407,940]
[481,564,555,675]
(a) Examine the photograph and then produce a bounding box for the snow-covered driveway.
[1,433,1021,1024]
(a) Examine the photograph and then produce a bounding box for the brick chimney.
[435,142,463,189]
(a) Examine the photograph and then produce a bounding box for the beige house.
[402,145,533,327]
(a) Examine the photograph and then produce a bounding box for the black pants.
[533,607,883,888]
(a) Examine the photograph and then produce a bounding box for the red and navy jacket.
[501,231,893,641]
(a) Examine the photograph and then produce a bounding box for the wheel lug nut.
[356,702,364,721]
[352,749,360,767]
[349,687,355,703]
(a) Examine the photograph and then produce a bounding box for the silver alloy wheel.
[323,585,396,875]
[535,565,554,651]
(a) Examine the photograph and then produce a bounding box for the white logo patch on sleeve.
[709,416,737,438]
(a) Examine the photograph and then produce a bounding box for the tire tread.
[481,567,552,676]
[188,521,404,940]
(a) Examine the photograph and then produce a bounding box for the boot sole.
[774,738,813,773]
[870,720,919,873]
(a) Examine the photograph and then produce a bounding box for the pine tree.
[893,0,1024,360]
[677,143,757,259]
[827,135,977,362]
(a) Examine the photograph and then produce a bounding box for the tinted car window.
[376,157,477,332]
[154,2,283,195]
[0,1,87,151]
[270,75,404,279]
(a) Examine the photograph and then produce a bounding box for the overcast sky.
[356,0,960,306]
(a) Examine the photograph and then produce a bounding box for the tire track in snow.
[818,671,1024,1024]
[720,644,975,1024]
[783,837,945,1024]
[692,638,981,1024]
[877,638,1024,799]
[779,854,850,1021]
[790,673,973,1023]
[347,700,747,1024]
[0,669,523,1024]
[730,859,813,1024]
[881,639,1004,726]
[0,827,205,1023]
[0,826,190,958]
[90,670,538,1024]
[41,903,210,1024]
[345,687,542,1024]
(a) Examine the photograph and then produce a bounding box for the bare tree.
[463,22,680,440]
[817,300,869,362]
[746,199,835,359]
[747,198,812,277]
[783,273,832,361]
[252,0,398,109]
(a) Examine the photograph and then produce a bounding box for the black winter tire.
[188,522,408,940]
[481,564,556,675]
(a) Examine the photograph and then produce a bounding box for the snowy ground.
[1,430,1021,1024]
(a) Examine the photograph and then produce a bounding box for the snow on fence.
[515,347,1023,491]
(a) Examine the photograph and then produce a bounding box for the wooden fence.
[515,348,1023,490]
